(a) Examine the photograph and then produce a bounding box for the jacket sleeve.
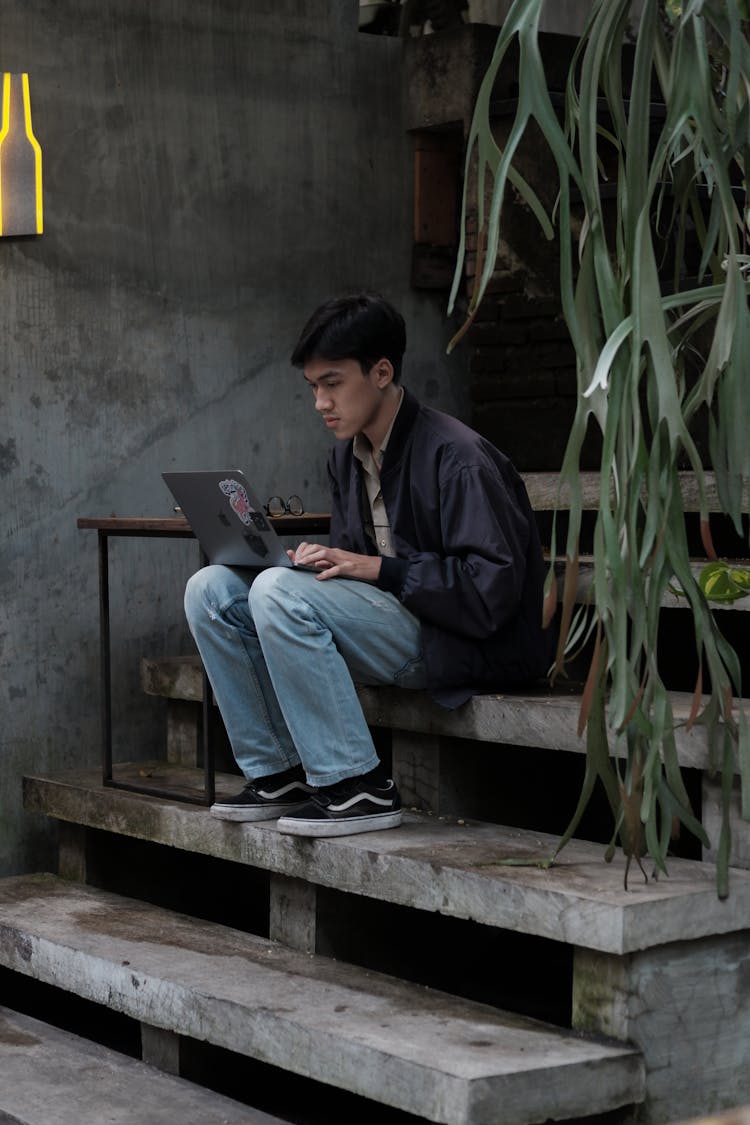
[327,455,347,549]
[377,463,532,640]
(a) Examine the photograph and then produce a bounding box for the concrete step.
[24,765,750,955]
[0,874,644,1125]
[140,655,725,772]
[0,1005,283,1125]
[138,657,750,870]
[357,684,721,771]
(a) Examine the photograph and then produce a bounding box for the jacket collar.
[379,386,419,475]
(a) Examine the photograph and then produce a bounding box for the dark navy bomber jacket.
[327,387,555,708]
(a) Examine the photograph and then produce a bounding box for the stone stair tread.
[359,686,718,770]
[24,766,750,954]
[0,874,644,1125]
[139,655,724,771]
[0,1004,283,1125]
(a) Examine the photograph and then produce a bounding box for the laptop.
[163,470,319,570]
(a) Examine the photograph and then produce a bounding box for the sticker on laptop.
[219,478,255,526]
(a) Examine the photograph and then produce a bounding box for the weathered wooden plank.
[140,655,736,773]
[522,470,750,513]
[0,874,645,1125]
[359,685,726,773]
[0,1005,282,1124]
[23,769,750,955]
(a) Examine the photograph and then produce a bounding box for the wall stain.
[0,439,19,476]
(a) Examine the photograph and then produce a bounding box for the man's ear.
[373,358,394,388]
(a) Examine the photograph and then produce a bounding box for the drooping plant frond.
[450,0,750,895]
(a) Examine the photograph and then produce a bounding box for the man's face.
[303,356,390,442]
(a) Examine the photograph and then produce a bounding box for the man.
[184,292,552,838]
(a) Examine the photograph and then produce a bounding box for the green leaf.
[699,561,750,604]
[454,0,750,896]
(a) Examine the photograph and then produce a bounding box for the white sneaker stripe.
[258,781,308,799]
[327,791,394,812]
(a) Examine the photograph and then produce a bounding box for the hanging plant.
[449,0,750,896]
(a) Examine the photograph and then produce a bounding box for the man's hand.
[289,543,382,583]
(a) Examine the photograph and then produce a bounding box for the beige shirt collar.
[353,387,404,467]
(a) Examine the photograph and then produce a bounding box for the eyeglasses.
[264,494,305,517]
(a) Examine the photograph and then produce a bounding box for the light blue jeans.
[183,565,426,786]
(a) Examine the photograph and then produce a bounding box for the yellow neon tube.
[0,74,10,236]
[22,73,43,234]
[0,73,43,236]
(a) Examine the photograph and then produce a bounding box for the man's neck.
[362,385,403,452]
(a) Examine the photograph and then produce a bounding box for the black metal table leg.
[99,530,215,806]
[99,530,113,785]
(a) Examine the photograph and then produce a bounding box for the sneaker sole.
[210,800,309,823]
[276,810,403,837]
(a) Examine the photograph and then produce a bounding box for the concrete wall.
[0,0,468,875]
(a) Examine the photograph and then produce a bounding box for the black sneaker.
[276,775,402,837]
[210,765,314,822]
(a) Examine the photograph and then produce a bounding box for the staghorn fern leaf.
[451,0,750,895]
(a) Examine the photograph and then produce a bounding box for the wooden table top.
[77,514,332,536]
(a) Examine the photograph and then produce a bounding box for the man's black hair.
[290,292,406,383]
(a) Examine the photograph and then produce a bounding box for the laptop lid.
[163,470,298,568]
